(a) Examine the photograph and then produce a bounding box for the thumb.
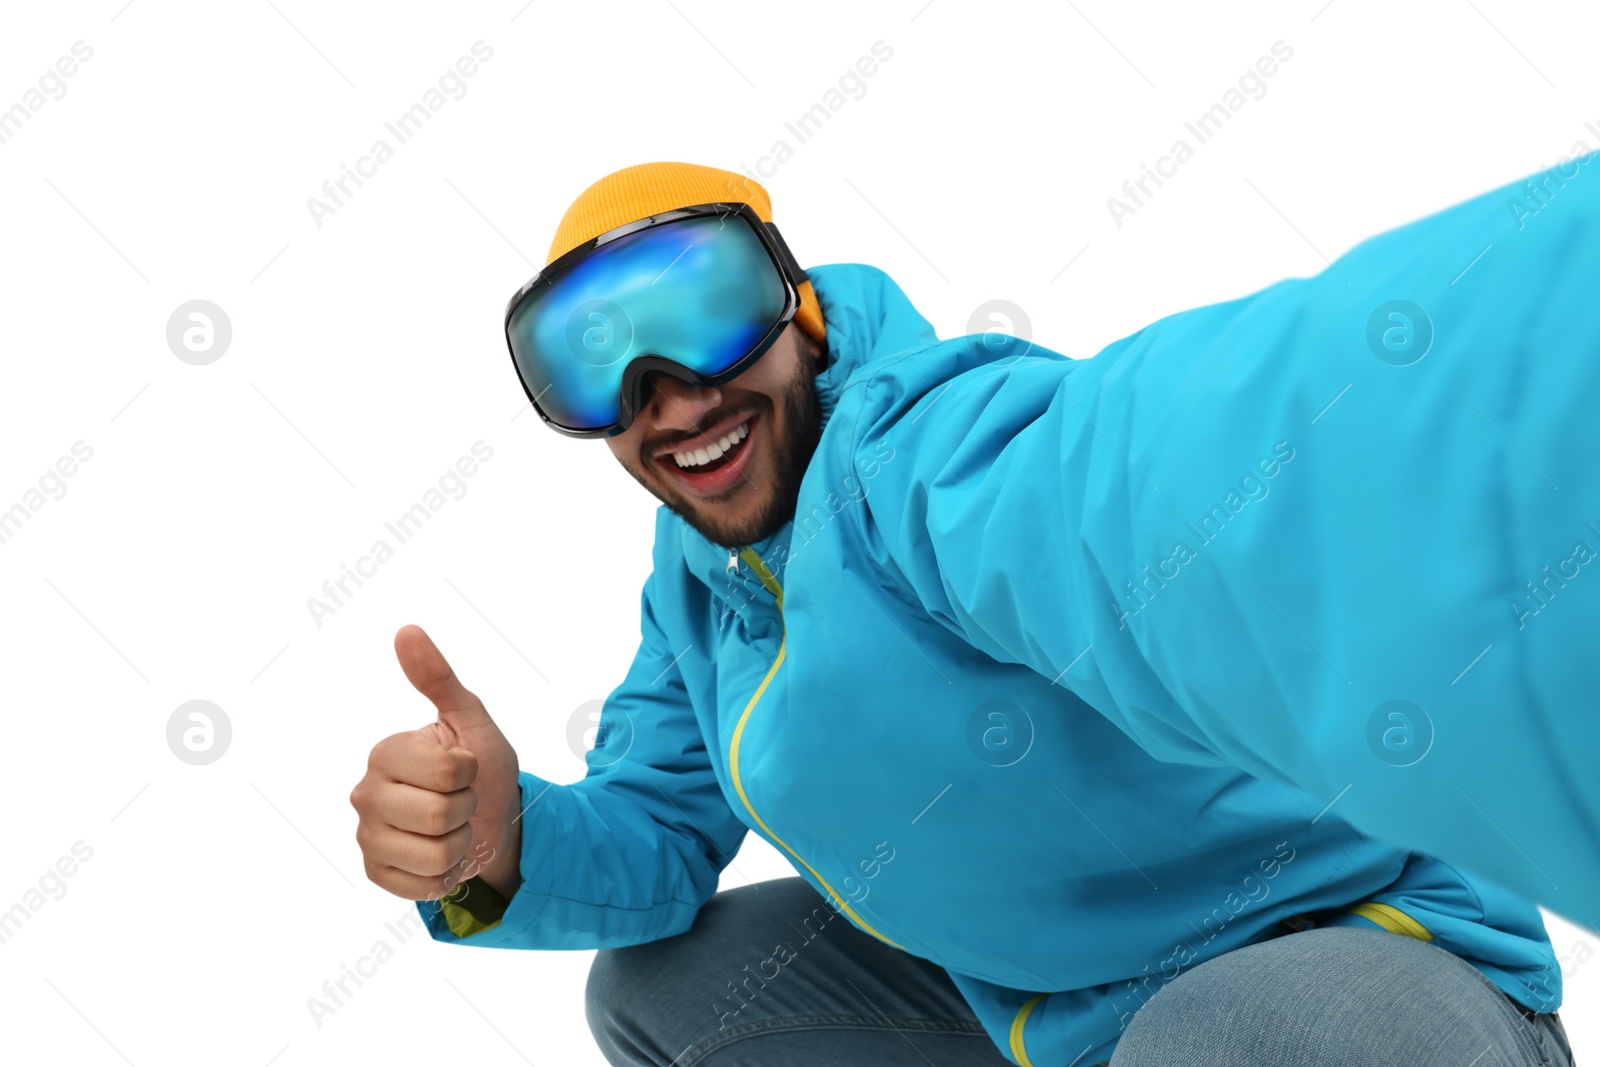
[394,624,493,736]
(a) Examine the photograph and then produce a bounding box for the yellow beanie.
[544,161,826,345]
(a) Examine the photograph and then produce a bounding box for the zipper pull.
[726,550,740,574]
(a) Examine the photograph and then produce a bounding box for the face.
[605,323,826,549]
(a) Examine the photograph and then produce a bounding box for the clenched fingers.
[375,781,478,836]
[359,821,473,879]
[368,730,478,793]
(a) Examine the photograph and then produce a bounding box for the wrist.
[476,814,523,901]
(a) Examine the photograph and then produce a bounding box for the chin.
[663,475,797,549]
[676,500,781,551]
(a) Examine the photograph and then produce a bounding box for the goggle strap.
[764,221,810,287]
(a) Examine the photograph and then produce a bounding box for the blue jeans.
[586,877,1575,1066]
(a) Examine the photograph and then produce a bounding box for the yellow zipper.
[1344,900,1434,941]
[727,547,904,949]
[1008,993,1045,1066]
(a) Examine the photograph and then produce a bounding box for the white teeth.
[671,420,750,469]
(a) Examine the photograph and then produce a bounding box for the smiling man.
[349,161,1600,1065]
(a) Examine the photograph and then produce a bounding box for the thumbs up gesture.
[351,625,523,903]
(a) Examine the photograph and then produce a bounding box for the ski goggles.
[504,201,811,438]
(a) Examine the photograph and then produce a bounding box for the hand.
[351,625,523,903]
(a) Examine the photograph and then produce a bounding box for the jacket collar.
[677,262,939,597]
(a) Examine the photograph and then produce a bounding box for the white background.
[1,1,1596,1063]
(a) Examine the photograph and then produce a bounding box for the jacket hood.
[808,262,942,425]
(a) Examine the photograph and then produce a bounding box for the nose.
[641,371,722,432]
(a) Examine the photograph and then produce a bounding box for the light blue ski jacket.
[420,159,1600,1065]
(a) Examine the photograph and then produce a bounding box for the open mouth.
[653,413,759,498]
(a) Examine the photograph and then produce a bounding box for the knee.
[584,946,626,1042]
[1109,939,1263,1063]
[585,933,738,1066]
[1108,927,1506,1066]
[584,880,824,1065]
[585,944,666,1066]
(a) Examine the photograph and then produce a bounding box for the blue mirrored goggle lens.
[508,213,789,432]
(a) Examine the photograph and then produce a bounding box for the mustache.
[647,405,762,455]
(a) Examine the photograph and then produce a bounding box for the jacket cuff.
[438,877,509,938]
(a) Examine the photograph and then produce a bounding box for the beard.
[623,355,824,551]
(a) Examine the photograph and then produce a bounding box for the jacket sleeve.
[417,565,748,949]
[845,157,1600,930]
